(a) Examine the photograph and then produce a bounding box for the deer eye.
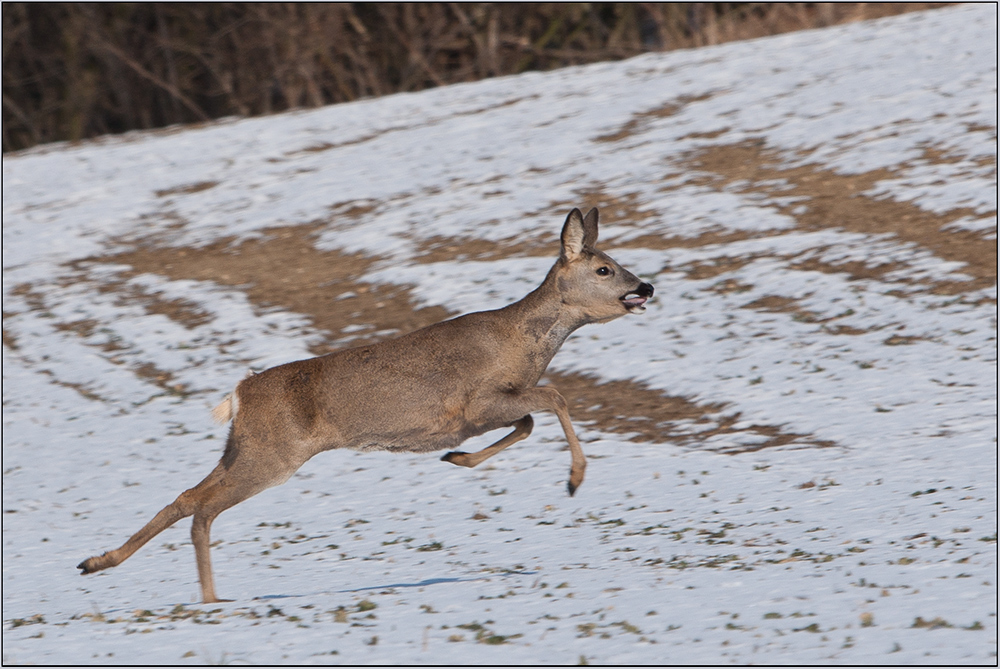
[596,266,612,276]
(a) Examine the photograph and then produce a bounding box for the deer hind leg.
[79,434,305,603]
[77,472,211,576]
[187,475,264,604]
[183,450,301,603]
[441,415,534,468]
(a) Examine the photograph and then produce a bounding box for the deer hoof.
[567,468,584,496]
[441,451,468,466]
[78,553,111,574]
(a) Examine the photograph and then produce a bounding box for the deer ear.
[582,207,599,248]
[560,208,586,261]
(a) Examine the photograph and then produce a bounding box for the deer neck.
[504,267,589,367]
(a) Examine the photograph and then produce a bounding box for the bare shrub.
[3,3,948,151]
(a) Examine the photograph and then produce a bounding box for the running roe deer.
[78,207,654,603]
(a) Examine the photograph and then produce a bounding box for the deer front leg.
[533,387,588,496]
[442,415,534,468]
[457,387,587,496]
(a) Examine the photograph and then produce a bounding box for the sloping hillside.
[3,5,995,664]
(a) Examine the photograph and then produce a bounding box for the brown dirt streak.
[414,235,553,264]
[53,318,99,338]
[90,223,449,354]
[93,281,213,330]
[682,140,997,292]
[2,327,18,351]
[55,310,189,394]
[703,287,878,335]
[565,187,659,229]
[287,97,539,157]
[11,286,188,395]
[547,370,725,442]
[49,378,105,402]
[413,189,661,264]
[706,278,753,294]
[155,181,219,198]
[593,93,716,143]
[547,370,833,453]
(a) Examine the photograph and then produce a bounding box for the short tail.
[211,394,234,424]
[211,371,251,424]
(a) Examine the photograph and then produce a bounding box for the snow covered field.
[3,4,996,664]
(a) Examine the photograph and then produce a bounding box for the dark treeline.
[3,3,946,152]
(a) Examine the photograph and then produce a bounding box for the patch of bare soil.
[91,223,449,353]
[680,140,997,293]
[548,370,834,454]
[546,370,727,442]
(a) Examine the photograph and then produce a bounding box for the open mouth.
[620,292,648,312]
[620,282,654,313]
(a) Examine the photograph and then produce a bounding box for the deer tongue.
[621,294,647,310]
